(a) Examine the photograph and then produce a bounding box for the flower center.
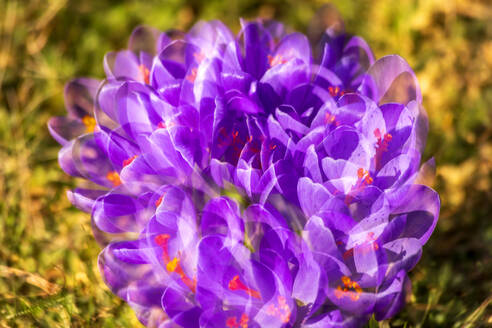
[334,276,362,301]
[154,234,196,292]
[344,168,373,205]
[324,113,340,126]
[82,116,96,133]
[374,128,392,170]
[357,168,373,186]
[265,296,291,323]
[217,128,257,162]
[228,275,261,299]
[328,86,346,98]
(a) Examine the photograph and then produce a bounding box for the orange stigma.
[328,86,340,97]
[106,171,121,187]
[122,155,137,167]
[228,275,261,299]
[328,86,347,98]
[374,128,392,170]
[155,194,165,207]
[186,68,198,83]
[138,64,150,84]
[268,54,287,67]
[334,276,362,301]
[82,115,96,133]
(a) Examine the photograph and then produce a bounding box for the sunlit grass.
[0,0,490,326]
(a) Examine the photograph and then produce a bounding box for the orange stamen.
[334,276,362,301]
[328,86,340,97]
[239,313,249,328]
[166,257,179,272]
[226,313,249,328]
[266,296,291,323]
[357,168,373,186]
[106,171,121,187]
[82,115,96,133]
[325,113,337,125]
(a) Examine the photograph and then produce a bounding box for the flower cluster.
[49,17,439,328]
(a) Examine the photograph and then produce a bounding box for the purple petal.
[64,78,100,119]
[358,55,422,105]
[48,116,86,146]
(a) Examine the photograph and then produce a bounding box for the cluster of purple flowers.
[49,18,439,328]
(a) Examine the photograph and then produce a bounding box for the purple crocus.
[49,14,439,328]
[99,187,326,327]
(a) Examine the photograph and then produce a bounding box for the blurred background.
[0,0,490,327]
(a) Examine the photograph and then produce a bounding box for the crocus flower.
[49,13,440,328]
[99,187,329,327]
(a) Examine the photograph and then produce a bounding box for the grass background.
[0,0,490,327]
